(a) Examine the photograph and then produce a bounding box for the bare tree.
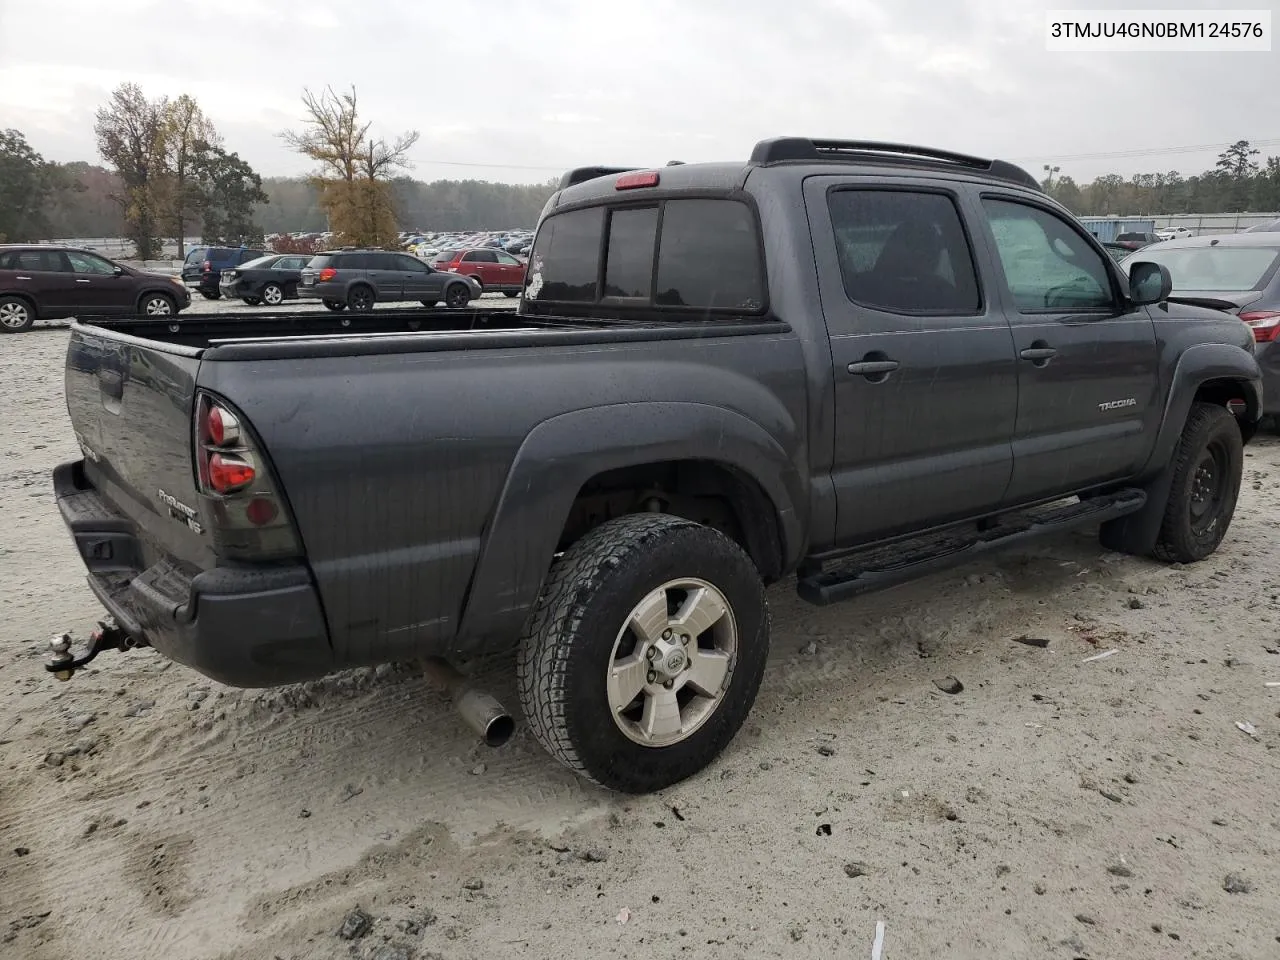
[281,86,418,246]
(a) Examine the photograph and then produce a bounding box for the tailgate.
[64,324,213,570]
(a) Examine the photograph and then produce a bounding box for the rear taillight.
[318,267,337,282]
[194,393,300,559]
[1241,310,1280,343]
[202,260,211,272]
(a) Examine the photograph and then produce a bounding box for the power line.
[1013,138,1280,164]
[413,157,568,171]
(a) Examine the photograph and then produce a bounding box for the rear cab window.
[524,197,766,316]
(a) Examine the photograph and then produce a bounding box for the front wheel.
[517,513,769,794]
[444,283,471,308]
[139,293,175,316]
[1153,402,1243,563]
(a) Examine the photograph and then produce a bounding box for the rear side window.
[9,250,66,272]
[306,255,333,269]
[827,190,981,314]
[185,248,206,264]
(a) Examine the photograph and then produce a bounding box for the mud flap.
[1098,465,1175,557]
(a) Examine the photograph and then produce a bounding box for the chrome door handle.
[16,276,31,281]
[76,279,91,284]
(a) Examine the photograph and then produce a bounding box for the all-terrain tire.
[516,513,769,794]
[1152,402,1243,563]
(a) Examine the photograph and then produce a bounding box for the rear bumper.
[54,460,333,687]
[295,285,331,300]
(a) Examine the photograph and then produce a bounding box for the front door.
[64,251,136,315]
[804,177,1019,546]
[974,195,1161,503]
[393,254,433,300]
[494,250,525,288]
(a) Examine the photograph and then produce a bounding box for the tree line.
[1041,141,1280,216]
[10,96,1278,252]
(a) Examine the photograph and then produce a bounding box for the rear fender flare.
[455,402,805,647]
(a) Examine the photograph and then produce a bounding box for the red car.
[435,248,526,296]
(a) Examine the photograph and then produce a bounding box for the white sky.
[0,0,1274,184]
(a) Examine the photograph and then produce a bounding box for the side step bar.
[796,488,1147,607]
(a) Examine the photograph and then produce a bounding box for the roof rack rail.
[749,137,1041,191]
[559,166,641,189]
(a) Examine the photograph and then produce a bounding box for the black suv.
[0,245,191,332]
[182,246,267,299]
[297,250,482,312]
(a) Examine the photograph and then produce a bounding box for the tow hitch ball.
[45,621,136,681]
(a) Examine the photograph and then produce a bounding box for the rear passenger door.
[365,253,403,301]
[462,250,498,287]
[974,195,1160,502]
[803,178,1019,545]
[9,249,78,314]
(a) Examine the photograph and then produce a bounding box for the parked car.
[47,136,1261,795]
[1156,226,1195,240]
[1101,241,1132,262]
[0,244,190,332]
[182,246,267,299]
[218,254,310,306]
[438,247,527,295]
[1114,232,1161,251]
[1244,218,1280,233]
[297,249,481,311]
[1121,232,1280,417]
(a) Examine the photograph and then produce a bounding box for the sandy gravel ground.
[1,323,1278,960]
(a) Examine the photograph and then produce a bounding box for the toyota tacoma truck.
[49,137,1262,794]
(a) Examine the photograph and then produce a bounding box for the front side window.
[827,189,981,314]
[65,251,117,275]
[982,199,1114,312]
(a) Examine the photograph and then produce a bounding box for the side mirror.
[113,266,126,276]
[1128,261,1172,305]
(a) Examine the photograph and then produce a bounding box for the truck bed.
[73,307,783,359]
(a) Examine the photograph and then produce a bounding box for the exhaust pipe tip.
[457,687,515,748]
[421,659,514,748]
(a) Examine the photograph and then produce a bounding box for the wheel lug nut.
[647,671,656,683]
[663,680,673,689]
[662,628,673,640]
[681,634,690,645]
[647,647,658,661]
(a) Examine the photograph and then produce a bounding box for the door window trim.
[978,191,1123,314]
[824,184,986,318]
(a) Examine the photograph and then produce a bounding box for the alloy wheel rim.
[0,303,30,327]
[606,578,737,748]
[145,298,172,315]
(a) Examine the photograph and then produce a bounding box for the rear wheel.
[199,290,221,301]
[504,291,519,298]
[421,300,438,307]
[323,300,346,312]
[445,283,471,309]
[241,296,262,306]
[261,283,284,306]
[517,513,769,794]
[139,293,175,316]
[1153,402,1243,563]
[0,296,34,333]
[347,285,375,312]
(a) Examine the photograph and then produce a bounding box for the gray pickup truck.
[50,137,1261,793]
